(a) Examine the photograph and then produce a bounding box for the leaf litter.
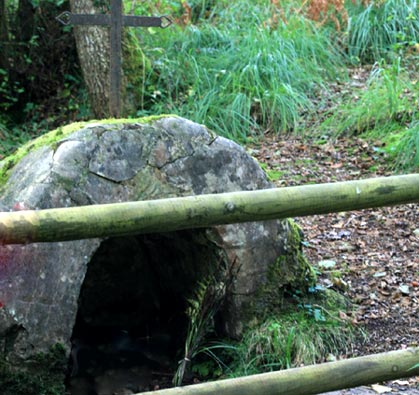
[250,135,419,394]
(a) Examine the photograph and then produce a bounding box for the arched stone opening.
[68,229,227,392]
[0,117,309,394]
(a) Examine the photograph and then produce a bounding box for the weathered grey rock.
[0,116,308,366]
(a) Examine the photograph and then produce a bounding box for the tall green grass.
[200,310,357,378]
[184,285,359,380]
[348,0,419,63]
[318,54,419,171]
[395,121,419,169]
[320,57,418,137]
[136,3,345,140]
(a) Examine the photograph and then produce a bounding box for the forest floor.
[250,134,419,394]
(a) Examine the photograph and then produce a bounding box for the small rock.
[371,383,392,393]
[398,284,410,296]
[318,260,337,269]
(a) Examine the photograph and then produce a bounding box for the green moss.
[257,163,285,183]
[295,158,315,166]
[244,219,316,323]
[266,169,285,182]
[0,114,177,187]
[0,344,67,395]
[280,219,316,286]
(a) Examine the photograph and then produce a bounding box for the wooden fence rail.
[0,174,419,244]
[136,347,419,395]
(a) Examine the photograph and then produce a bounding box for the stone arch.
[72,229,225,351]
[0,117,306,374]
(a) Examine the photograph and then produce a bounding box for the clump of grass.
[320,57,418,137]
[347,0,419,63]
[387,121,419,170]
[137,2,345,140]
[316,28,419,171]
[204,312,356,378]
[199,288,358,378]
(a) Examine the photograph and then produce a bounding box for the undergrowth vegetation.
[321,57,418,137]
[183,286,358,380]
[133,0,419,168]
[0,344,67,395]
[316,0,419,170]
[139,14,343,140]
[2,0,419,163]
[212,311,355,378]
[347,0,419,62]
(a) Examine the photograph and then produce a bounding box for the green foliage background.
[2,0,419,168]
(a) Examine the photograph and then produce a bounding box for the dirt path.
[249,135,419,394]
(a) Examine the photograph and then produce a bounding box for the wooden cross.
[57,0,172,118]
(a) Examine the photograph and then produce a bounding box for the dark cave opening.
[67,230,223,394]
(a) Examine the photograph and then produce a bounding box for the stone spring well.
[0,117,310,393]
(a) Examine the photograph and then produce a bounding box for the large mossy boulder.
[0,116,312,373]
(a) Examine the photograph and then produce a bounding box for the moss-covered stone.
[0,115,177,188]
[0,116,309,390]
[281,219,315,283]
[243,219,316,324]
[0,344,67,395]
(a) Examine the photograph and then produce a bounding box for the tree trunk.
[16,0,35,42]
[1,174,419,244]
[69,0,110,118]
[0,0,11,71]
[134,347,419,395]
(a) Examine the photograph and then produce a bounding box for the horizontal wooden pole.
[0,174,419,244]
[135,347,419,395]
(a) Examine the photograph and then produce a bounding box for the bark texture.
[0,0,9,71]
[69,0,110,118]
